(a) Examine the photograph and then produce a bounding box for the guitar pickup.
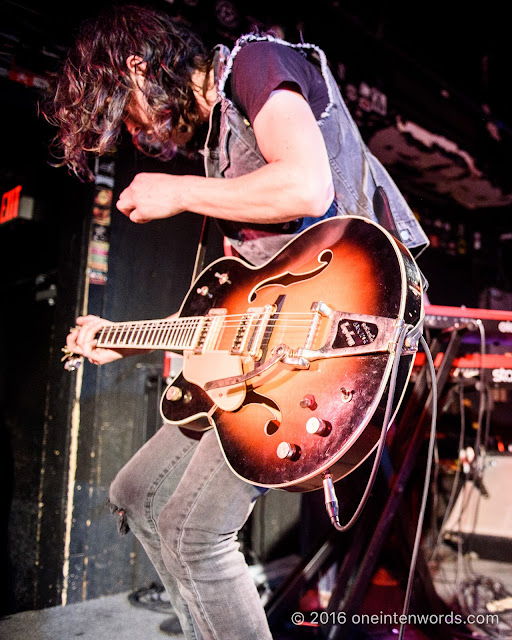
[230,304,275,360]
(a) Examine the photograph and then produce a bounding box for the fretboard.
[96,317,204,351]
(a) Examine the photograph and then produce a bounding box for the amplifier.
[442,455,512,558]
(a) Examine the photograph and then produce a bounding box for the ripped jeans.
[109,424,272,640]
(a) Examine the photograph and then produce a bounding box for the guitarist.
[46,5,428,639]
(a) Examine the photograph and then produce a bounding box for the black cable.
[464,319,487,579]
[472,320,487,459]
[398,334,438,640]
[417,322,512,640]
[429,379,467,564]
[127,582,173,614]
[322,323,410,532]
[320,324,438,640]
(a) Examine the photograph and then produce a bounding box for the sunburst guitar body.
[73,216,423,491]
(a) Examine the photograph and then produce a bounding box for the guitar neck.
[96,317,204,352]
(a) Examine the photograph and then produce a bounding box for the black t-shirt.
[228,41,329,124]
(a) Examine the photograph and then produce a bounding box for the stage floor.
[1,546,510,640]
[0,590,178,640]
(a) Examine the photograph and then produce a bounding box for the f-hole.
[264,419,280,436]
[248,250,333,302]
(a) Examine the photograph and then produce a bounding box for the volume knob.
[276,442,299,460]
[306,417,330,436]
[165,386,183,402]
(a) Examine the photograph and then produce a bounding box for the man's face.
[124,73,152,139]
[122,56,195,152]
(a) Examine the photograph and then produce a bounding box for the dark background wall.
[1,0,511,614]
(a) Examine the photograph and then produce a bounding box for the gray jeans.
[109,424,273,640]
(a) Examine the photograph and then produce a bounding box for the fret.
[161,321,173,348]
[131,322,143,346]
[163,320,175,347]
[173,319,187,348]
[131,322,142,346]
[120,322,131,346]
[179,319,190,347]
[147,321,158,347]
[184,319,197,348]
[178,319,191,347]
[138,321,151,346]
[142,322,153,344]
[111,324,121,345]
[148,321,159,347]
[153,320,167,348]
[97,325,107,345]
[187,319,199,347]
[160,320,172,346]
[112,323,123,346]
[116,323,128,346]
[168,319,179,347]
[169,318,199,350]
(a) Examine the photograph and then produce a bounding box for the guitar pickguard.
[183,350,246,411]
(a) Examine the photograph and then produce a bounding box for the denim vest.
[203,35,429,266]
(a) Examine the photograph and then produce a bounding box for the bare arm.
[116,90,334,224]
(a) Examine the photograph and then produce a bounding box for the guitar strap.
[354,133,402,242]
[190,215,211,286]
[361,140,429,292]
[190,44,229,287]
[372,185,402,244]
[332,84,405,244]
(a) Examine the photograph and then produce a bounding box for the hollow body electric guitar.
[66,217,423,491]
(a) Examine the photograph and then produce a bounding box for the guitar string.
[96,315,320,339]
[96,321,317,338]
[96,312,317,326]
[96,325,316,348]
[95,312,339,347]
[97,328,313,343]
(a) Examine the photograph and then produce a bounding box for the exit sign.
[0,185,34,224]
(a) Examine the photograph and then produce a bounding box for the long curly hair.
[44,4,213,180]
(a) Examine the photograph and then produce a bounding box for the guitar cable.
[322,322,411,532]
[322,327,439,640]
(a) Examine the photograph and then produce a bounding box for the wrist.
[178,174,198,213]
